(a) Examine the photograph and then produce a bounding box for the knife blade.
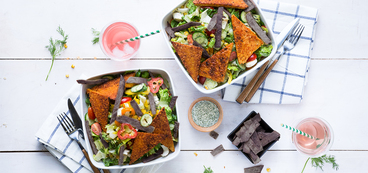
[236,18,300,104]
[68,98,84,139]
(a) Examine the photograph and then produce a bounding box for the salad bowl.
[79,68,181,169]
[161,0,276,94]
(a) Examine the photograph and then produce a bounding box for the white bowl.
[161,0,276,94]
[80,68,181,169]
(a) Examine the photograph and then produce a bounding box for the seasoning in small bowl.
[188,97,223,132]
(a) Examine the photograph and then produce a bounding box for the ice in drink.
[292,117,333,157]
[100,21,140,61]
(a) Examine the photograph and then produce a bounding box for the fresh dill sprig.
[91,28,100,44]
[45,26,68,81]
[203,165,213,173]
[301,155,339,173]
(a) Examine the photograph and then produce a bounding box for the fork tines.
[57,112,76,134]
[289,24,305,45]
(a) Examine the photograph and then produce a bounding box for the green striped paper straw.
[113,30,160,46]
[281,123,318,140]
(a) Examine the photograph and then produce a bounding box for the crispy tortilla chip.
[87,89,109,132]
[151,108,175,152]
[89,77,120,100]
[129,132,165,165]
[172,42,202,83]
[193,0,248,9]
[199,43,233,83]
[123,72,136,88]
[232,14,264,64]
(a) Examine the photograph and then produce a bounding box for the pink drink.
[292,117,333,157]
[100,21,140,61]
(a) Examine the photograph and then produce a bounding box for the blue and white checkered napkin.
[222,0,318,104]
[35,80,164,173]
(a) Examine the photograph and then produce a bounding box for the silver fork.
[238,24,305,103]
[57,113,102,173]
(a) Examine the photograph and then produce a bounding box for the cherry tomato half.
[121,97,132,104]
[187,34,194,45]
[205,29,216,37]
[247,53,257,62]
[121,107,135,116]
[87,107,96,120]
[199,76,206,85]
[91,123,101,135]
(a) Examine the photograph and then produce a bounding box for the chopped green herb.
[91,28,100,45]
[203,165,213,173]
[45,26,68,81]
[301,155,339,173]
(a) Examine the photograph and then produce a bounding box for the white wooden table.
[1,0,367,172]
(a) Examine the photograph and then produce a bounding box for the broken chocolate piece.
[130,99,143,117]
[246,12,271,45]
[116,116,155,133]
[172,22,202,32]
[260,131,280,147]
[209,131,219,140]
[244,165,264,173]
[110,75,125,124]
[215,7,224,49]
[210,144,225,156]
[76,78,109,85]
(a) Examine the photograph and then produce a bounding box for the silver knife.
[68,98,84,139]
[236,18,300,104]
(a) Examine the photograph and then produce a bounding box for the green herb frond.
[311,155,339,171]
[203,165,213,173]
[91,28,100,45]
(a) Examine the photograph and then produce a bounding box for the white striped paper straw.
[281,123,317,140]
[113,30,160,46]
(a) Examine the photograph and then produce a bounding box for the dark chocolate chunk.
[76,78,109,85]
[246,12,271,45]
[173,121,180,139]
[169,96,178,110]
[130,99,143,117]
[209,131,219,140]
[142,148,164,163]
[118,145,126,165]
[85,120,98,154]
[210,144,225,156]
[172,22,201,32]
[110,75,125,124]
[215,7,224,49]
[207,13,218,31]
[193,40,211,59]
[260,131,280,147]
[148,93,156,115]
[243,0,255,12]
[100,134,109,148]
[116,116,155,133]
[126,77,148,85]
[244,165,264,173]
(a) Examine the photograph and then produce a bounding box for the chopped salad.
[169,0,273,90]
[84,70,178,166]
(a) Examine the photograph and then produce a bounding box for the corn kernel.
[210,34,215,37]
[224,42,228,46]
[64,44,68,48]
[266,168,271,172]
[201,23,205,26]
[65,74,69,78]
[194,152,198,156]
[184,31,189,35]
[184,12,188,15]
[138,117,141,121]
[205,86,208,90]
[71,64,75,69]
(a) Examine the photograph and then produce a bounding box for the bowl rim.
[79,68,181,169]
[161,0,277,94]
[188,97,223,132]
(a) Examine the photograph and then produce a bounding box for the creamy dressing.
[191,100,219,127]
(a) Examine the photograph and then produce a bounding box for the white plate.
[161,0,277,94]
[80,68,181,169]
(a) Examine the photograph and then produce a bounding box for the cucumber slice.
[236,59,246,70]
[192,32,206,40]
[194,36,208,47]
[140,114,153,127]
[131,83,147,93]
[240,11,247,23]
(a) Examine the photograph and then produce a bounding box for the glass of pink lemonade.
[100,21,140,61]
[292,117,334,157]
